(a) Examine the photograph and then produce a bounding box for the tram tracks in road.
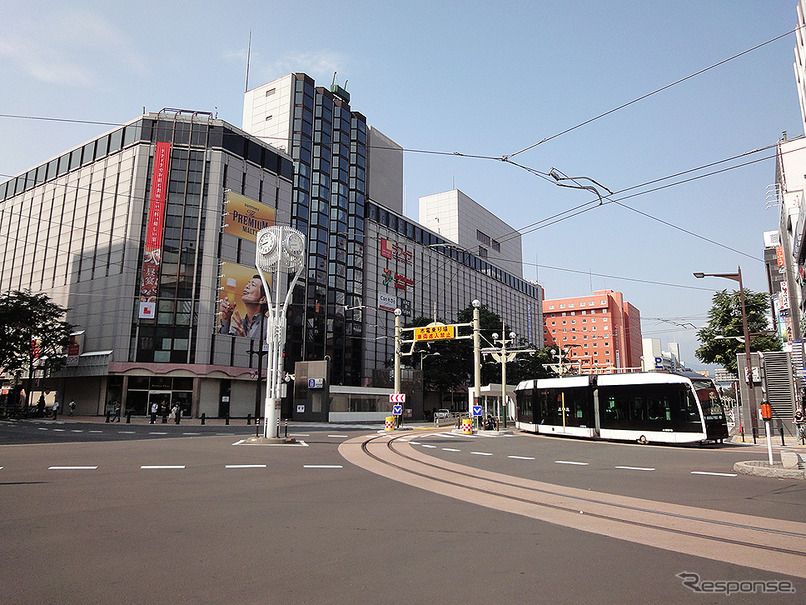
[339,431,806,579]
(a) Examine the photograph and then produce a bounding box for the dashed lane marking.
[148,432,167,435]
[48,466,97,470]
[89,430,103,433]
[508,455,535,460]
[691,471,737,477]
[555,460,589,466]
[225,464,267,469]
[616,466,655,471]
[303,465,343,469]
[442,448,461,452]
[421,444,437,449]
[471,451,493,456]
[118,431,135,434]
[327,434,349,438]
[140,465,185,470]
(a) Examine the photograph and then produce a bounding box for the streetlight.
[491,329,517,428]
[472,299,481,428]
[693,267,757,434]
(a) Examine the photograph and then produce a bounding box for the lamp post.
[492,329,516,429]
[256,226,306,439]
[693,267,757,435]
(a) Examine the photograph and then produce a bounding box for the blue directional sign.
[392,404,403,416]
[472,406,482,417]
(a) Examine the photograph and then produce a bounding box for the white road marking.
[182,432,200,435]
[119,431,135,434]
[328,434,349,438]
[225,464,267,469]
[38,428,48,431]
[148,432,167,435]
[421,444,437,448]
[555,460,588,466]
[616,466,655,471]
[140,465,185,470]
[508,455,535,460]
[89,430,103,433]
[442,448,461,452]
[48,466,97,470]
[303,465,343,469]
[70,430,83,433]
[53,429,65,432]
[290,433,310,437]
[691,471,737,477]
[408,441,421,445]
[471,451,493,456]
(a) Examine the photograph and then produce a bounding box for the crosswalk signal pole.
[394,308,402,428]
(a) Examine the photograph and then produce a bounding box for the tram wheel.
[637,435,648,445]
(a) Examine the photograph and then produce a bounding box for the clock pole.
[255,226,306,439]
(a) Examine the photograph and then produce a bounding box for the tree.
[694,288,780,374]
[0,290,74,390]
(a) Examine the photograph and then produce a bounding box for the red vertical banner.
[139,142,171,319]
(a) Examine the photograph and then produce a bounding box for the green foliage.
[694,288,780,374]
[0,290,74,377]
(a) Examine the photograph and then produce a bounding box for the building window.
[265,88,276,96]
[491,239,500,252]
[476,230,490,245]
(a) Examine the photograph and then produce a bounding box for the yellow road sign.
[414,324,455,341]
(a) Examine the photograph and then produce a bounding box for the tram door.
[148,391,172,417]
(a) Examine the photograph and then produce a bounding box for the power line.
[502,25,803,160]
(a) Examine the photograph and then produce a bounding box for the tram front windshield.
[691,379,724,419]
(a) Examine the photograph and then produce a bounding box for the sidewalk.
[44,414,263,427]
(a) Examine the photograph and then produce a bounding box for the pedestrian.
[160,402,168,424]
[68,399,76,416]
[37,394,46,417]
[150,402,158,424]
[172,403,181,424]
[113,401,121,423]
[52,399,60,419]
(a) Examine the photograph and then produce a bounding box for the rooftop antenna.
[245,31,252,93]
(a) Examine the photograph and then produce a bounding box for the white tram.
[514,372,728,445]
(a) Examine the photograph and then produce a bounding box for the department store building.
[0,74,542,421]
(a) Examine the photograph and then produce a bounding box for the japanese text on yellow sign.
[414,325,455,341]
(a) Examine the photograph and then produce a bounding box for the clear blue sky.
[1,1,803,371]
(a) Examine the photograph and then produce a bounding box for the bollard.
[780,426,785,446]
[284,419,288,438]
[126,411,132,424]
[201,412,206,425]
[247,413,252,425]
[752,427,757,444]
[385,416,395,432]
[225,413,230,425]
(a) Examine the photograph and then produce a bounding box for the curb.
[733,460,806,480]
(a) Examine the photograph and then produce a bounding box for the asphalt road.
[1,419,804,604]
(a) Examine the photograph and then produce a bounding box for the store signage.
[381,268,415,291]
[378,293,397,311]
[380,238,412,264]
[139,142,171,318]
[776,246,785,267]
[414,324,455,341]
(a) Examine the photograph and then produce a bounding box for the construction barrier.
[461,418,473,435]
[385,416,395,431]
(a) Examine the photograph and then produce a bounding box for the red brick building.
[542,290,643,373]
